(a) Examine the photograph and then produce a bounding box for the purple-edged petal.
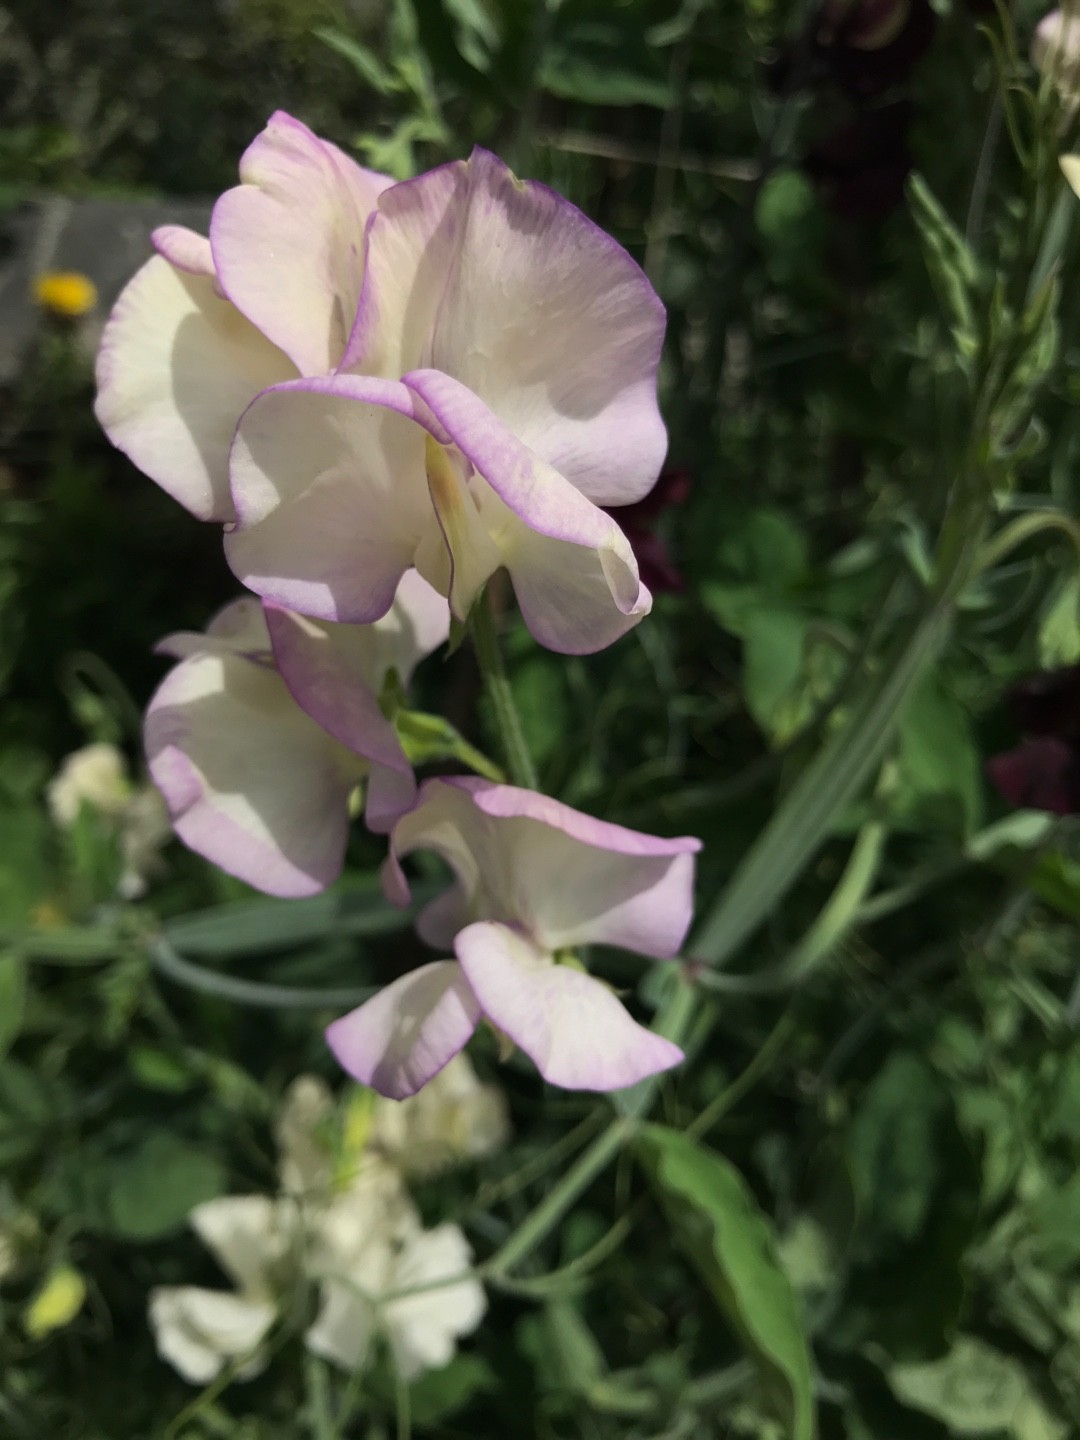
[369,568,450,686]
[388,777,701,957]
[264,606,407,770]
[263,603,418,835]
[153,225,215,278]
[366,762,420,835]
[210,111,391,377]
[455,921,683,1092]
[94,256,293,521]
[342,158,467,377]
[145,650,362,896]
[405,370,650,651]
[348,150,667,506]
[325,961,481,1099]
[430,148,666,505]
[225,376,432,621]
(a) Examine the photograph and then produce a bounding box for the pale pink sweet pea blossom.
[144,572,448,896]
[225,147,667,654]
[326,778,700,1097]
[94,111,391,521]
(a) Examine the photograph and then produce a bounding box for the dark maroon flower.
[987,666,1080,816]
[804,101,913,220]
[607,467,692,594]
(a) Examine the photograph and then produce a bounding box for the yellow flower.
[24,1264,86,1339]
[32,271,98,319]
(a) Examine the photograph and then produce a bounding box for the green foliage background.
[2,0,1080,1437]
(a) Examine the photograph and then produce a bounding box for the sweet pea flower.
[369,1052,511,1179]
[144,571,448,896]
[272,1077,486,1381]
[307,1189,485,1380]
[326,778,701,1098]
[224,145,667,654]
[95,111,392,522]
[149,1196,288,1384]
[1033,8,1080,96]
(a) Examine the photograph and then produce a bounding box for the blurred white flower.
[370,1053,510,1179]
[1033,8,1080,94]
[275,1074,337,1199]
[117,783,171,898]
[307,1207,485,1380]
[47,743,130,825]
[46,741,170,897]
[152,1080,490,1386]
[149,1287,277,1385]
[148,1195,292,1385]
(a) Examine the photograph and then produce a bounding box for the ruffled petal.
[210,111,391,376]
[342,157,467,376]
[189,1195,287,1297]
[347,150,667,506]
[155,596,272,661]
[455,921,683,1091]
[387,777,701,957]
[144,649,359,896]
[153,224,215,277]
[325,961,481,1099]
[405,370,650,651]
[94,256,293,521]
[385,1224,485,1379]
[428,147,666,504]
[225,375,433,622]
[148,1287,275,1384]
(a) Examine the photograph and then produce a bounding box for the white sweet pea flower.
[369,1053,510,1179]
[307,1197,485,1380]
[47,743,130,825]
[47,742,170,897]
[148,1195,291,1384]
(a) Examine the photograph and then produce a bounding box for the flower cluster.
[96,112,702,1099]
[150,1059,507,1385]
[47,742,169,898]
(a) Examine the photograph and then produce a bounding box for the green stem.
[485,1116,636,1277]
[149,936,375,1010]
[693,596,953,969]
[977,507,1080,570]
[470,590,539,790]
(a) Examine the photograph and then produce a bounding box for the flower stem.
[469,590,540,791]
[485,1116,636,1277]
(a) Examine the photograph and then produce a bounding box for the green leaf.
[889,1337,1065,1438]
[742,606,810,737]
[639,1125,816,1440]
[408,1354,497,1425]
[163,879,421,957]
[105,1134,225,1240]
[720,509,811,591]
[846,1052,944,1245]
[1038,569,1080,667]
[518,1300,606,1400]
[835,1051,981,1359]
[511,653,571,767]
[0,952,26,1058]
[907,173,980,358]
[314,25,403,94]
[894,675,983,837]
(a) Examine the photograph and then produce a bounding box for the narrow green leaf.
[162,880,425,957]
[639,1125,816,1440]
[0,952,26,1057]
